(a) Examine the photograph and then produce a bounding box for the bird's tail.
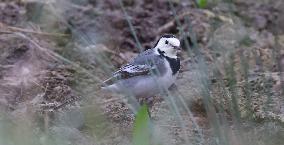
[100,84,120,94]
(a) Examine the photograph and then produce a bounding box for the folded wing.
[102,48,163,86]
[102,63,154,86]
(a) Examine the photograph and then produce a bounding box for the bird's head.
[154,34,181,58]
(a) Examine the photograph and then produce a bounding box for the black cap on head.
[153,34,177,48]
[161,34,177,38]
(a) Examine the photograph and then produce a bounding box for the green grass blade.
[197,0,208,8]
[132,104,150,145]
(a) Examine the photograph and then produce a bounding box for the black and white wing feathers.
[102,63,153,85]
[114,63,153,77]
[102,48,163,86]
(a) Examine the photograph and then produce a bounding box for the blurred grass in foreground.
[0,0,283,145]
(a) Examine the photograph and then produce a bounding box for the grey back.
[130,49,167,76]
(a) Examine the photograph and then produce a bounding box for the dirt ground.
[0,0,284,145]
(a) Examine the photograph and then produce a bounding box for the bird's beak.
[173,46,181,50]
[174,46,181,55]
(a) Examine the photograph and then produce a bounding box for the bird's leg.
[126,95,141,114]
[168,83,178,92]
[138,96,155,118]
[146,106,151,118]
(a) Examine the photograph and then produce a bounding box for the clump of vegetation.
[0,0,283,145]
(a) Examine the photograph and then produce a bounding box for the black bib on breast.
[158,49,180,75]
[164,56,180,75]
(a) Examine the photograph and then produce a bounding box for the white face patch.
[154,37,181,58]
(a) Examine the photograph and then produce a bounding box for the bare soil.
[0,0,284,145]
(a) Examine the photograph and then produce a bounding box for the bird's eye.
[165,40,169,44]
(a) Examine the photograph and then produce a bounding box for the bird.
[101,34,181,105]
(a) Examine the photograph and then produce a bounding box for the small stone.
[254,15,267,29]
[122,0,135,7]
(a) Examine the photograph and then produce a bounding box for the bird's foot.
[138,96,155,107]
[138,96,156,118]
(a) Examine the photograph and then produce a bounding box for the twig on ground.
[0,22,68,37]
[0,65,14,69]
[181,57,192,65]
[158,125,182,128]
[15,32,103,83]
[53,95,82,110]
[158,9,233,34]
[157,11,192,34]
[100,96,125,104]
